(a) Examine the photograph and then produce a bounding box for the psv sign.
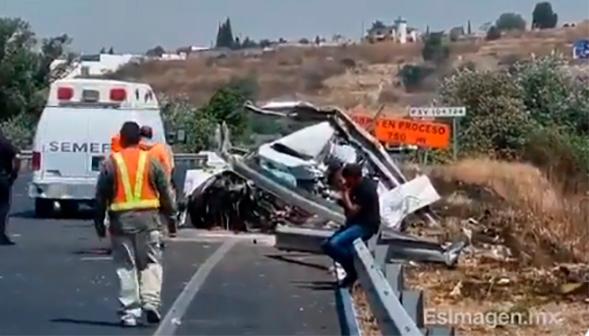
[351,115,451,149]
[410,106,466,118]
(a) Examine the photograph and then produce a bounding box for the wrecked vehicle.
[180,101,466,266]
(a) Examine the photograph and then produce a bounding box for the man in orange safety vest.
[95,121,176,327]
[139,126,177,237]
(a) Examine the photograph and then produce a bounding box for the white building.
[366,16,418,44]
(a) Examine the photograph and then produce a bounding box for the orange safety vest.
[148,143,174,177]
[111,134,151,153]
[109,147,160,212]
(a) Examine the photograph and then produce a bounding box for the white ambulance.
[29,78,169,217]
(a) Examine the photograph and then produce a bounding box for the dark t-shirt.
[0,135,17,175]
[346,177,380,233]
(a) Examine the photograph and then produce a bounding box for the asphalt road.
[0,174,341,336]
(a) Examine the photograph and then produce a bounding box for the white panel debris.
[379,175,441,231]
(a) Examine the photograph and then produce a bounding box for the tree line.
[0,17,73,148]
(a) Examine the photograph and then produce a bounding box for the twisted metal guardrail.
[274,227,456,336]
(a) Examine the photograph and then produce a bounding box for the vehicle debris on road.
[179,101,467,266]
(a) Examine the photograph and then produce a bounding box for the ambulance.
[29,78,168,217]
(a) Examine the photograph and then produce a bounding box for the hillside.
[115,22,588,114]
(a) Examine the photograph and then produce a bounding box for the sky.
[1,0,587,53]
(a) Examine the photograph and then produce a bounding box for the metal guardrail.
[18,150,200,160]
[353,239,456,336]
[353,239,423,336]
[275,227,456,335]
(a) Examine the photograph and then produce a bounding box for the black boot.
[0,234,15,246]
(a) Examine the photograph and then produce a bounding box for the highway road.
[0,174,341,336]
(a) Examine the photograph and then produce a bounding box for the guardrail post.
[427,326,456,336]
[384,263,404,298]
[374,244,389,269]
[353,239,422,336]
[401,290,425,328]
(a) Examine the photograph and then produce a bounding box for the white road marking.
[154,238,237,336]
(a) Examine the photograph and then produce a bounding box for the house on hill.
[366,17,419,44]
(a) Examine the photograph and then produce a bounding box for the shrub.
[438,55,589,178]
[422,32,450,64]
[398,64,435,92]
[496,13,527,31]
[0,112,38,150]
[486,26,501,40]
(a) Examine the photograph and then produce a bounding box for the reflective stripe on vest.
[109,151,160,211]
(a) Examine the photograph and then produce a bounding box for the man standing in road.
[322,163,380,287]
[0,130,20,246]
[139,125,178,237]
[95,121,177,327]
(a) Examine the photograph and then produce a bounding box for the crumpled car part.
[182,101,467,266]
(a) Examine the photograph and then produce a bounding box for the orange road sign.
[351,115,451,149]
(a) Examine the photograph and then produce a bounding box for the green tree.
[145,46,165,57]
[108,46,114,54]
[36,34,72,84]
[241,37,257,49]
[496,13,527,31]
[439,69,532,157]
[215,18,235,48]
[370,20,386,31]
[486,26,501,40]
[438,54,589,173]
[159,95,216,152]
[0,18,40,121]
[422,32,449,64]
[0,17,72,145]
[398,64,434,92]
[259,39,272,48]
[532,2,558,29]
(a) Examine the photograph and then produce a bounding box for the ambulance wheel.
[34,199,53,218]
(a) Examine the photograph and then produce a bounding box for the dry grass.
[352,285,382,336]
[428,159,589,265]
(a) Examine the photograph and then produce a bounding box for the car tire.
[34,199,53,218]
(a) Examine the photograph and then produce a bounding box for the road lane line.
[154,238,237,336]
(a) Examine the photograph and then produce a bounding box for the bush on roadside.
[0,112,38,150]
[398,64,436,92]
[422,32,450,64]
[438,54,589,182]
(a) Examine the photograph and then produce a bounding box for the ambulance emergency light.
[48,78,159,110]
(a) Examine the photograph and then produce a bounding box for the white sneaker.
[120,315,138,327]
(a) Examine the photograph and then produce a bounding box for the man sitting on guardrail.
[322,163,380,288]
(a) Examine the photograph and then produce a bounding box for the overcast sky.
[1,0,587,53]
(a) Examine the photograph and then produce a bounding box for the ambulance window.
[91,156,105,171]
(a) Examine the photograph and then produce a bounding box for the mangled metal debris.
[181,101,467,266]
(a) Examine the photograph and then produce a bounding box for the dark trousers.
[322,224,374,279]
[0,179,12,238]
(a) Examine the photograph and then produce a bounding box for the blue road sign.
[573,39,589,60]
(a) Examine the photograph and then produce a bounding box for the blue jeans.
[322,224,374,279]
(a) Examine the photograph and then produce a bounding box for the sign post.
[409,106,466,160]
